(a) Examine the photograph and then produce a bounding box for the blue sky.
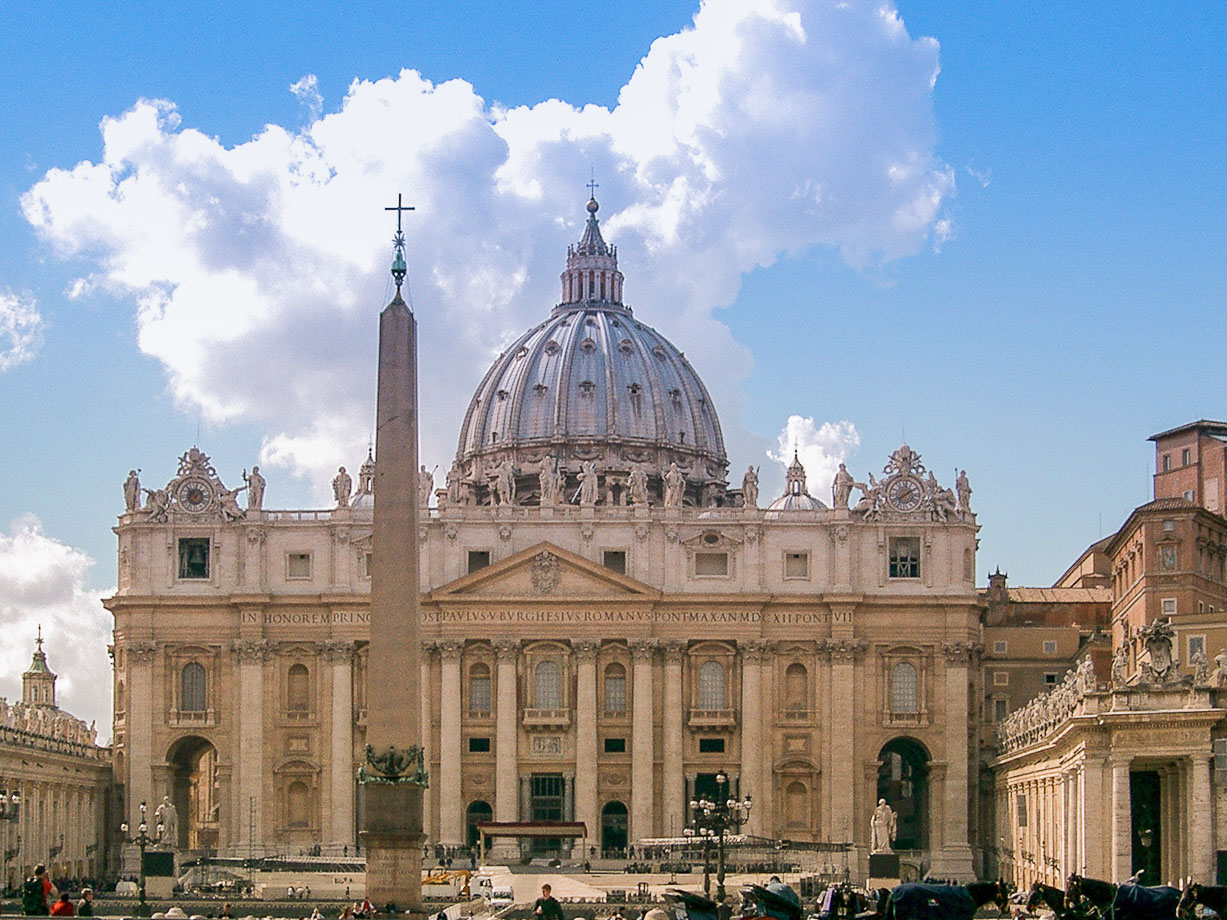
[1,1,1225,728]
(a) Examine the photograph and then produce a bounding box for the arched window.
[469,663,491,714]
[891,663,918,713]
[604,663,627,712]
[534,660,561,709]
[287,780,310,828]
[181,662,207,713]
[287,663,310,713]
[116,680,126,714]
[698,661,725,710]
[785,782,808,827]
[784,663,808,711]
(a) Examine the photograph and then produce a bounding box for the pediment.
[430,542,659,600]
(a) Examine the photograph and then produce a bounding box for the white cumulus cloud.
[21,0,952,496]
[0,516,113,738]
[0,291,44,371]
[769,414,860,502]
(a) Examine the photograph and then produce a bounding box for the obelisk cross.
[385,194,415,293]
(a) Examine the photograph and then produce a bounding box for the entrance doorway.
[529,773,565,856]
[601,800,628,855]
[167,736,219,851]
[877,738,929,851]
[1130,770,1161,882]
[466,800,493,850]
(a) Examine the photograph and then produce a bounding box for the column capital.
[738,639,774,661]
[439,640,465,662]
[321,640,354,663]
[820,638,866,661]
[494,638,520,661]
[571,639,600,661]
[942,640,979,664]
[127,640,157,663]
[661,639,687,663]
[233,638,272,662]
[629,638,659,661]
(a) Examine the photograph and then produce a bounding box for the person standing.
[534,884,564,920]
[75,889,95,917]
[22,864,55,915]
[49,894,74,917]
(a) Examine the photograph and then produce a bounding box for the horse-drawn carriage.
[1024,873,1199,919]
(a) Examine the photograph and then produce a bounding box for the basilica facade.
[107,198,983,881]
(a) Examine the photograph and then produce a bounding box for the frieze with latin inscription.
[240,610,370,626]
[425,608,837,626]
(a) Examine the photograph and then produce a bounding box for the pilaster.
[572,639,599,851]
[630,638,657,842]
[661,640,686,837]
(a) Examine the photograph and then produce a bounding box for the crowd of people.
[18,864,97,916]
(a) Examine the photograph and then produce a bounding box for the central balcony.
[522,708,572,731]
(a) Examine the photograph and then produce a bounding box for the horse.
[1177,881,1227,919]
[1107,882,1180,919]
[1067,874,1118,915]
[884,879,1011,920]
[1026,881,1070,916]
[816,884,889,919]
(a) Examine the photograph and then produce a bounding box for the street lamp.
[687,770,752,902]
[120,801,163,917]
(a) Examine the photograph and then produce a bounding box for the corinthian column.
[323,640,355,846]
[662,641,685,837]
[935,641,974,880]
[630,639,657,842]
[573,640,599,849]
[438,640,464,845]
[739,641,765,837]
[125,640,157,829]
[494,640,520,822]
[233,638,269,850]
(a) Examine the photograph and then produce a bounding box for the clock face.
[887,475,923,512]
[176,478,214,513]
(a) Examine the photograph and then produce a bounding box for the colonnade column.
[739,641,764,837]
[823,632,860,851]
[234,638,268,850]
[1188,755,1213,882]
[125,640,157,827]
[494,640,520,823]
[420,644,434,844]
[439,641,464,845]
[1110,758,1132,882]
[662,641,686,838]
[936,641,975,880]
[573,640,599,851]
[630,639,657,843]
[324,640,355,845]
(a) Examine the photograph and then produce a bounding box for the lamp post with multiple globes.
[120,801,162,917]
[685,770,752,902]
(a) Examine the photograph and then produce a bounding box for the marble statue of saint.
[155,796,178,848]
[831,463,854,510]
[956,469,973,516]
[742,466,759,508]
[628,467,649,506]
[244,466,266,510]
[577,460,600,507]
[332,467,352,508]
[418,465,434,507]
[1191,648,1211,684]
[123,470,142,512]
[538,459,558,506]
[870,798,897,854]
[143,488,171,523]
[1111,644,1129,684]
[1213,649,1227,687]
[663,463,685,508]
[446,464,463,506]
[492,458,516,506]
[218,485,246,522]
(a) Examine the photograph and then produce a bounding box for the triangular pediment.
[430,542,659,600]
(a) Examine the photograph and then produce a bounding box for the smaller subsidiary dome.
[766,451,828,512]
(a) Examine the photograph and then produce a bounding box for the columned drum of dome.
[451,197,729,508]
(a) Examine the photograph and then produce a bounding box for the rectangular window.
[784,552,809,579]
[1162,454,1171,472]
[1183,448,1192,466]
[603,737,627,754]
[286,552,311,579]
[1163,519,1175,532]
[469,675,492,714]
[993,640,1008,655]
[363,552,373,578]
[1044,672,1058,685]
[1043,640,1058,655]
[888,537,921,578]
[1189,635,1206,659]
[177,538,210,579]
[1017,793,1028,827]
[993,698,1008,722]
[698,737,725,753]
[467,550,491,574]
[468,737,491,753]
[1184,489,1197,502]
[602,550,627,575]
[604,673,627,712]
[993,671,1009,686]
[694,552,729,577]
[1162,597,1177,615]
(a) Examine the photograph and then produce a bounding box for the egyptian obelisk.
[361,196,425,909]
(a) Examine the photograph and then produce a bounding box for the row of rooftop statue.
[122,445,973,522]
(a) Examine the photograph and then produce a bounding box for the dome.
[451,197,729,507]
[766,451,828,513]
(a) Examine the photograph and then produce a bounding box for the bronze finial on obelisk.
[360,194,426,910]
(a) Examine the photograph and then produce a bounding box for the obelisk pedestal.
[361,210,426,911]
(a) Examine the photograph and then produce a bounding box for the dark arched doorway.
[877,738,929,851]
[601,800,628,856]
[466,800,493,850]
[166,735,219,852]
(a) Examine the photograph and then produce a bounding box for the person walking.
[534,884,564,920]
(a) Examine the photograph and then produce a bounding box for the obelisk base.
[362,784,426,911]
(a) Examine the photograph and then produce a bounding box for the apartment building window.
[1162,454,1171,472]
[1189,635,1206,660]
[1043,640,1058,655]
[1183,448,1191,466]
[1044,672,1058,685]
[993,640,1008,655]
[993,698,1008,722]
[889,537,921,579]
[1162,597,1177,615]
